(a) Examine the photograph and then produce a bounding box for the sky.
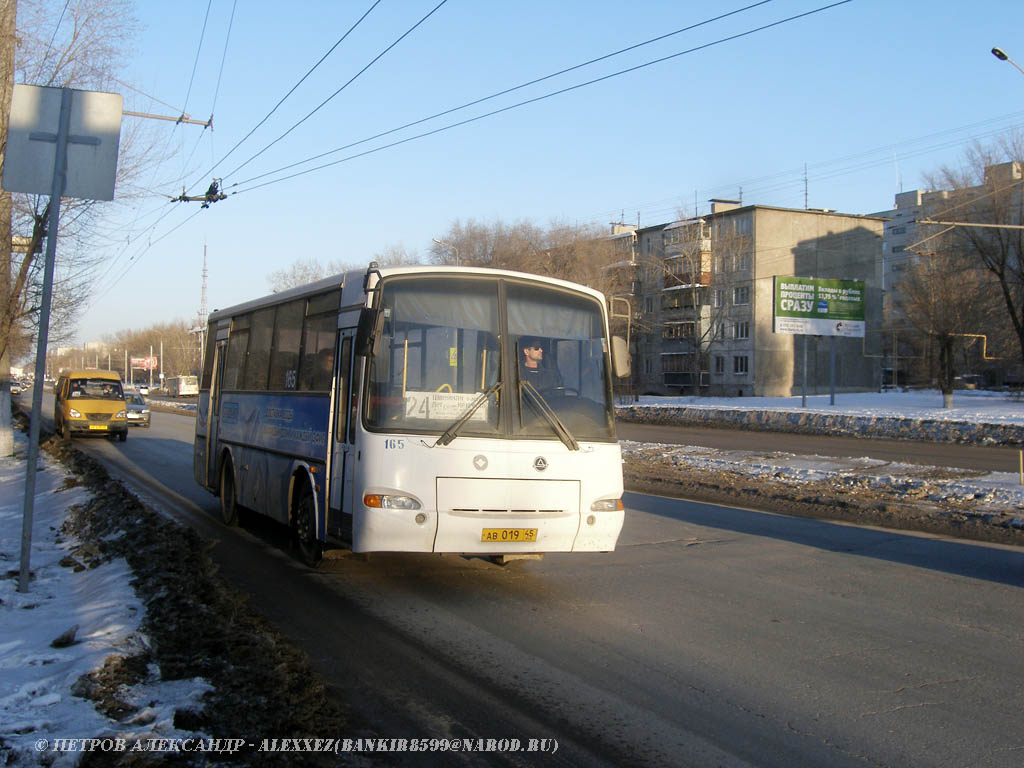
[53,0,1024,345]
[3,389,1023,762]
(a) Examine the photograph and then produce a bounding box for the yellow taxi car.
[54,369,128,442]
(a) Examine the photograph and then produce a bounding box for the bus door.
[329,332,357,536]
[204,340,227,489]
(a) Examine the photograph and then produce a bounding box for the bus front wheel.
[294,487,323,568]
[219,459,239,526]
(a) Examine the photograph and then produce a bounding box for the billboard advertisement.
[773,276,865,338]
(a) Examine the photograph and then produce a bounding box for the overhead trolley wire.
[230,0,853,196]
[184,0,383,194]
[214,0,449,188]
[31,0,70,84]
[209,0,238,119]
[228,0,778,188]
[181,0,215,117]
[95,0,240,297]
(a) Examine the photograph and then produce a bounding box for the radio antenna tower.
[199,244,208,328]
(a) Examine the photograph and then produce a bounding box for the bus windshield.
[364,275,615,442]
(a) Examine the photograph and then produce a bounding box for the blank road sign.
[3,85,122,201]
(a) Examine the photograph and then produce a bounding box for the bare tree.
[894,234,997,406]
[1,0,158,369]
[429,217,621,295]
[267,258,333,293]
[267,247,420,294]
[924,133,1024,371]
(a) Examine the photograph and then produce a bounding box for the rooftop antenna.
[804,163,809,209]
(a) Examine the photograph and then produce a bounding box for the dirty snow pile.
[0,434,210,766]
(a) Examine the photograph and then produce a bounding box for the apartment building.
[618,201,885,397]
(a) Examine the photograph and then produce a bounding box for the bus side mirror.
[355,307,382,358]
[611,336,631,378]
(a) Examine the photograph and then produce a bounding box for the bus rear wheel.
[219,459,239,526]
[294,487,322,568]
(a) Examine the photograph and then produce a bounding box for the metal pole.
[801,335,807,407]
[829,336,836,406]
[892,330,898,390]
[19,88,71,594]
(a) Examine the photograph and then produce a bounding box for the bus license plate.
[88,424,107,431]
[481,528,537,543]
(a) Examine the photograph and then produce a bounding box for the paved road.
[38,396,1024,767]
[616,421,1022,473]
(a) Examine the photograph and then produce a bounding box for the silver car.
[125,393,150,427]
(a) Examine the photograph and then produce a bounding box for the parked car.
[125,393,150,427]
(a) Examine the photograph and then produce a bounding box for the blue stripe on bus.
[216,392,331,462]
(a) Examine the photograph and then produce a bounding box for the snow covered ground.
[620,389,1024,515]
[0,436,210,766]
[1,390,1023,764]
[623,387,1024,426]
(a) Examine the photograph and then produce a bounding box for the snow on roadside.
[0,434,210,766]
[625,388,1024,426]
[620,440,1024,521]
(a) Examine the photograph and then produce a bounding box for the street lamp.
[432,238,460,266]
[992,46,1024,77]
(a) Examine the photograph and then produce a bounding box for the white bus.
[166,375,199,397]
[193,263,630,566]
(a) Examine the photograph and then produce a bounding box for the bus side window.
[335,337,351,444]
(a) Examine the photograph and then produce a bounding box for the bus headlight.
[115,410,126,419]
[590,498,623,512]
[69,408,82,418]
[364,493,422,510]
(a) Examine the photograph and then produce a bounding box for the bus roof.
[207,264,609,323]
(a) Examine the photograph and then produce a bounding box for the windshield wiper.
[435,381,503,446]
[519,380,579,451]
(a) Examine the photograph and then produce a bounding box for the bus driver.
[519,336,561,391]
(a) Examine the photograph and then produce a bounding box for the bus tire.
[219,458,239,526]
[61,419,70,441]
[294,486,323,568]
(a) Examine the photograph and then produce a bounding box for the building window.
[891,245,904,253]
[733,321,749,340]
[733,252,750,271]
[715,322,726,340]
[714,356,724,374]
[890,225,906,234]
[733,355,749,375]
[733,285,750,305]
[713,289,724,308]
[662,354,689,373]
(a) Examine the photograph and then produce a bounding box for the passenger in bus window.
[314,347,335,391]
[519,336,562,391]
